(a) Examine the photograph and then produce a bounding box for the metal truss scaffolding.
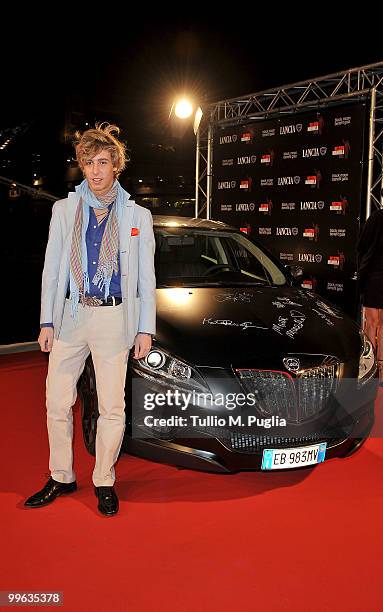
[195,61,383,220]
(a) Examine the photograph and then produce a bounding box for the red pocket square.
[131,227,139,236]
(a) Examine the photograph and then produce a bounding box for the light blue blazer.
[40,191,156,349]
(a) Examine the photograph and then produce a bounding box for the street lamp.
[174,98,193,119]
[169,96,206,218]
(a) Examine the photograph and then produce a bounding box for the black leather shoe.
[24,477,77,508]
[94,486,119,516]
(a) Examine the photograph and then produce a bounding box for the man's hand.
[133,333,152,360]
[38,327,54,352]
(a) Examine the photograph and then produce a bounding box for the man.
[24,123,156,515]
[357,206,383,385]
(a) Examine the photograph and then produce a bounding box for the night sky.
[3,16,382,140]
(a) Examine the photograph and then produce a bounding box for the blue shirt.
[41,204,121,328]
[85,205,122,299]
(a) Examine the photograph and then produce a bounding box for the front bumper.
[122,394,374,474]
[122,352,378,473]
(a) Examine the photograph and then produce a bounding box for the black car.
[78,216,378,473]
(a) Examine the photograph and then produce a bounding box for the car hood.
[155,286,361,368]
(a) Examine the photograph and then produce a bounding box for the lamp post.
[169,96,206,219]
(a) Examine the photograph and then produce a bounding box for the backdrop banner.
[212,102,367,317]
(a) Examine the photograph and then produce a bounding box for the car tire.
[78,356,98,456]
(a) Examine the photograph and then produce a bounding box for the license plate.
[261,443,327,470]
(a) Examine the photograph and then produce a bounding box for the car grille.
[236,364,338,424]
[206,430,346,453]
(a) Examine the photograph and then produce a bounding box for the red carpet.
[1,351,383,611]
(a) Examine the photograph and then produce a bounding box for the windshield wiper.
[158,282,226,287]
[157,280,283,288]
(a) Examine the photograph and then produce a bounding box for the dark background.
[1,14,382,343]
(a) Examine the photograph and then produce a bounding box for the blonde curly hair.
[74,122,130,178]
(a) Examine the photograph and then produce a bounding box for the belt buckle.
[81,295,103,307]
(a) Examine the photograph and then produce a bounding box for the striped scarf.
[69,178,126,321]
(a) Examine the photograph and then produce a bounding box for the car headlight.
[145,350,167,370]
[133,346,208,392]
[358,331,376,384]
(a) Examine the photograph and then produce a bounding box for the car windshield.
[154,227,287,287]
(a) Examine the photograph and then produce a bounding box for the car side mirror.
[284,265,303,286]
[289,265,303,279]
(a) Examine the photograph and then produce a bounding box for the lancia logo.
[318,201,325,210]
[249,203,255,211]
[294,176,301,184]
[232,134,238,142]
[320,147,327,156]
[315,254,323,263]
[296,124,303,132]
[292,227,299,236]
[283,357,300,372]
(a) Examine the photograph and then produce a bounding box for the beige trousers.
[46,298,129,487]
